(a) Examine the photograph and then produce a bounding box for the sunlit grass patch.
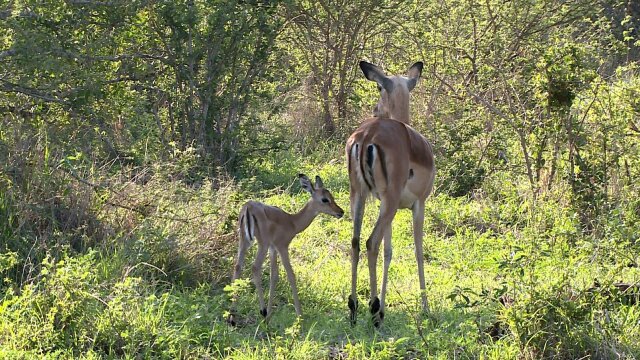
[2,152,640,359]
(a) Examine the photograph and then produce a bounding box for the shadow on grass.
[217,279,499,359]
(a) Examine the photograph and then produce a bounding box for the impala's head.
[299,174,344,219]
[360,61,423,124]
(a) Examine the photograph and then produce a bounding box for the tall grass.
[1,142,640,358]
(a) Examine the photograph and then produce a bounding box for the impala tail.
[349,141,389,197]
[238,204,256,244]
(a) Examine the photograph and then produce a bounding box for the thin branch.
[58,164,219,224]
[0,48,16,60]
[0,79,69,104]
[431,70,511,122]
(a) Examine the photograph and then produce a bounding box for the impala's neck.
[290,201,319,234]
[385,85,411,124]
[389,106,410,124]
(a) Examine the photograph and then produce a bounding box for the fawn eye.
[322,198,329,203]
[377,84,382,91]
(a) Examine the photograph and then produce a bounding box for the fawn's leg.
[252,244,268,317]
[227,233,250,325]
[266,246,279,319]
[278,246,302,317]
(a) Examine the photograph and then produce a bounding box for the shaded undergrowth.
[1,148,640,359]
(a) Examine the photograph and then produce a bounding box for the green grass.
[1,153,640,359]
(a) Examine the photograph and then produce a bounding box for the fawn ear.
[314,176,324,189]
[299,174,314,193]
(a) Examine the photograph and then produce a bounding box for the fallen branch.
[57,163,217,224]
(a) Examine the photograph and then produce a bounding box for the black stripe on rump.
[377,145,389,185]
[239,213,245,239]
[251,214,258,239]
[366,144,376,189]
[348,144,354,177]
[359,144,372,191]
[246,210,253,241]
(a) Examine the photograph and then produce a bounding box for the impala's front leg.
[251,244,268,318]
[349,191,366,325]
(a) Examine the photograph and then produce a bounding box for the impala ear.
[406,61,423,91]
[314,175,324,189]
[298,174,314,193]
[360,61,393,92]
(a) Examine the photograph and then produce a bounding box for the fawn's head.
[359,61,423,124]
[299,174,344,219]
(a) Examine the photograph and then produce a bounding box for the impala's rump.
[346,117,434,209]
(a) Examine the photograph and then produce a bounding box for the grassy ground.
[1,150,640,359]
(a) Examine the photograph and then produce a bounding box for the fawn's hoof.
[260,308,268,318]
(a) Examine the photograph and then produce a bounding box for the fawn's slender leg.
[412,200,429,312]
[278,247,302,317]
[252,244,268,317]
[227,234,250,325]
[267,246,278,319]
[349,191,366,324]
[231,237,250,284]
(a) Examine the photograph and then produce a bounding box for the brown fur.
[227,175,344,326]
[347,61,435,326]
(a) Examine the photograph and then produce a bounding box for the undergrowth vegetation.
[1,144,640,359]
[2,0,640,358]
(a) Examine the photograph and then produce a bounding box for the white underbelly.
[370,185,417,209]
[399,186,418,209]
[368,160,431,209]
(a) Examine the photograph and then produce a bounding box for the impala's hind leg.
[379,224,392,322]
[412,200,429,312]
[367,197,399,327]
[349,191,366,325]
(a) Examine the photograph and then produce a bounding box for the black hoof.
[226,314,237,327]
[369,297,380,314]
[348,295,358,325]
[372,311,385,328]
[260,308,267,318]
[369,297,383,327]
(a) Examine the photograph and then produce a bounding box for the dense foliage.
[1,0,639,358]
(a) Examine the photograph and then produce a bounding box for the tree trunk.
[321,85,335,135]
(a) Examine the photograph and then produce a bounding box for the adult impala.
[227,174,344,326]
[346,61,435,327]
